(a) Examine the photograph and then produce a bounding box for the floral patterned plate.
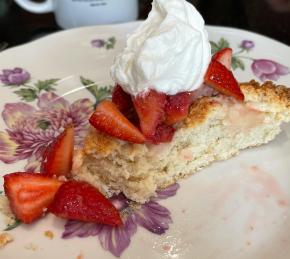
[0,22,290,259]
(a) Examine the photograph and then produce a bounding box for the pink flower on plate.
[251,59,290,81]
[63,183,180,258]
[0,92,94,171]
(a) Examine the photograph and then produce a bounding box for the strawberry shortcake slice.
[72,0,290,203]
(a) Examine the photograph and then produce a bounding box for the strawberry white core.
[111,0,211,96]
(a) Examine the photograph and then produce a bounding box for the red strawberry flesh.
[3,172,62,224]
[112,84,133,114]
[89,100,145,143]
[204,60,244,101]
[112,84,139,125]
[149,124,175,144]
[42,125,74,177]
[133,89,167,140]
[165,92,191,125]
[48,181,122,226]
[212,48,233,70]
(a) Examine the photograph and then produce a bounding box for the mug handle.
[14,0,54,14]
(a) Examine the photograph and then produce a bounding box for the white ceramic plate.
[0,22,290,259]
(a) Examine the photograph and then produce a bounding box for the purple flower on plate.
[63,183,180,257]
[133,201,172,234]
[0,92,94,171]
[240,40,255,50]
[91,39,106,48]
[0,67,30,85]
[251,59,290,81]
[91,37,116,50]
[135,183,180,234]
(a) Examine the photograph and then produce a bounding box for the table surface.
[0,0,289,49]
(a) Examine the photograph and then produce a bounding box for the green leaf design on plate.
[105,37,116,50]
[4,219,21,231]
[14,88,37,102]
[35,79,58,92]
[210,38,230,54]
[232,56,245,70]
[0,190,3,194]
[80,76,113,105]
[210,38,248,71]
[10,78,59,102]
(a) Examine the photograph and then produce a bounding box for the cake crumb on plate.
[0,232,14,248]
[44,230,54,240]
[77,252,84,259]
[0,195,16,226]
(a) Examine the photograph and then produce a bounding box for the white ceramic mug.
[14,0,139,29]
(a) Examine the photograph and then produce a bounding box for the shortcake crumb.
[0,195,15,226]
[0,232,14,248]
[77,252,84,259]
[44,230,54,240]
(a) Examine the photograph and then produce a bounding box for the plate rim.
[0,22,289,57]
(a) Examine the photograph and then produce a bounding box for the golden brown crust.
[184,80,290,128]
[240,80,290,109]
[83,128,119,157]
[184,97,220,128]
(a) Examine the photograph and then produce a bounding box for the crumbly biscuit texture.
[72,81,290,203]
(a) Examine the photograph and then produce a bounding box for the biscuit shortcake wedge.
[72,80,290,203]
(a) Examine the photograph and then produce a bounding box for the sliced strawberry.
[112,84,139,125]
[42,125,74,177]
[48,181,122,226]
[149,124,175,144]
[165,92,191,125]
[3,172,62,224]
[204,60,244,101]
[133,89,167,140]
[212,48,233,70]
[89,100,145,143]
[112,84,133,114]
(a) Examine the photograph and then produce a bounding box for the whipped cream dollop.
[111,0,211,96]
